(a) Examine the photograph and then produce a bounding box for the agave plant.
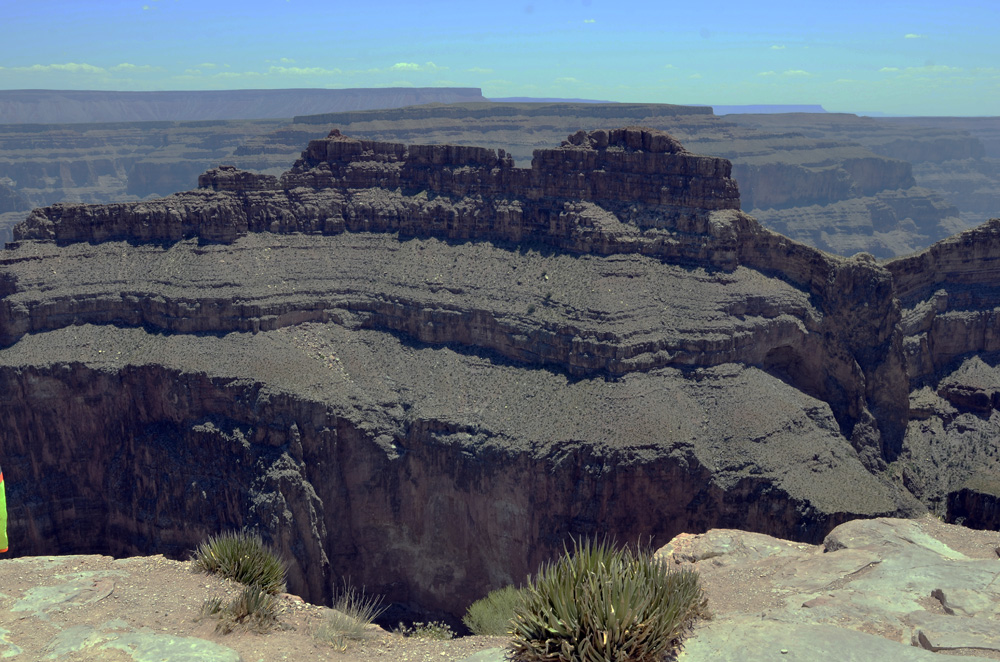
[192,530,287,595]
[509,538,705,662]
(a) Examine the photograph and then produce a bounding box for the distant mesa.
[488,96,619,104]
[0,88,488,125]
[709,104,829,115]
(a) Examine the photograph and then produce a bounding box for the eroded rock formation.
[3,103,993,259]
[1,127,997,621]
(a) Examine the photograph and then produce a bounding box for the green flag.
[0,467,7,553]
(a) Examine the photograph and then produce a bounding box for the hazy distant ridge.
[0,88,488,124]
[294,101,712,125]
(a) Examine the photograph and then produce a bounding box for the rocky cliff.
[1,127,997,622]
[286,103,975,257]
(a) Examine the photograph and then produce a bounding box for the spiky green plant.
[509,538,706,662]
[192,530,287,595]
[463,584,527,636]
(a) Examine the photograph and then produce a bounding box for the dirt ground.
[2,515,997,661]
[0,553,507,662]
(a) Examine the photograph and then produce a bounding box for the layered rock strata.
[2,103,986,258]
[286,103,973,257]
[1,127,996,621]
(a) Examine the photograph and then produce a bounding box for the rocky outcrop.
[2,126,998,622]
[17,127,741,250]
[662,517,1000,661]
[888,220,1000,379]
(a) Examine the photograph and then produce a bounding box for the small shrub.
[509,538,706,662]
[192,530,287,595]
[463,584,527,636]
[201,585,281,634]
[315,583,385,650]
[394,620,455,640]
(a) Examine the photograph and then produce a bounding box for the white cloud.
[390,61,446,72]
[268,65,342,76]
[770,45,786,50]
[783,69,811,76]
[905,33,925,39]
[921,64,959,73]
[17,62,107,74]
[466,67,493,74]
[584,19,595,23]
[111,63,154,72]
[879,67,900,73]
[888,64,961,77]
[181,65,343,80]
[757,71,777,77]
[689,73,703,79]
[212,71,264,79]
[555,77,580,83]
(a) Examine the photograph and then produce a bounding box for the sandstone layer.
[1,127,997,622]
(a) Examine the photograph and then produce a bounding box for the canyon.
[3,101,998,260]
[1,126,999,625]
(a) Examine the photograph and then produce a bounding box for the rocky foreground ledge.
[1,127,999,622]
[0,517,996,661]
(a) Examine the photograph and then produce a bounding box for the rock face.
[663,516,1000,661]
[286,103,977,257]
[1,127,997,622]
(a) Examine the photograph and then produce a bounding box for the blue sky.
[2,0,997,115]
